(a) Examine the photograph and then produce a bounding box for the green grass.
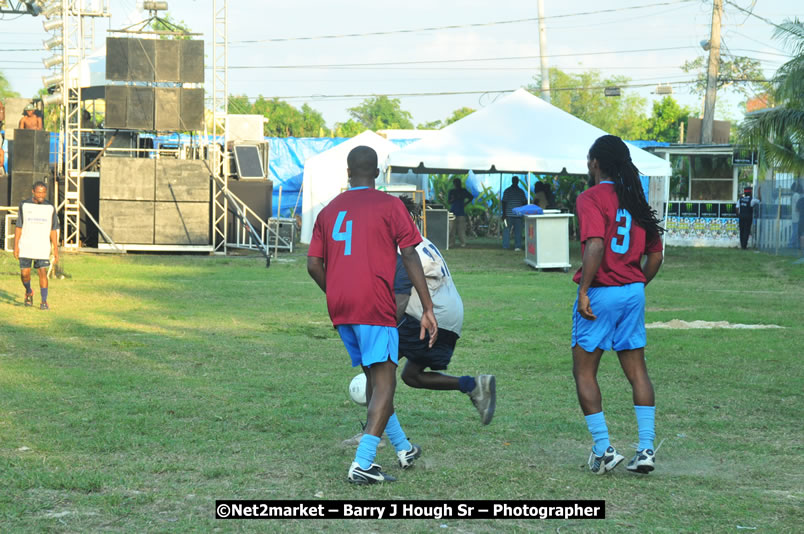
[0,242,802,533]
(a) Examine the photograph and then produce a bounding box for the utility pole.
[537,0,550,103]
[701,0,722,144]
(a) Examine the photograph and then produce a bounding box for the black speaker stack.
[98,157,210,245]
[104,37,205,131]
[8,129,51,206]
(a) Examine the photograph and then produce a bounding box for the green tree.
[645,96,696,143]
[444,106,475,126]
[230,95,328,137]
[333,119,366,137]
[528,68,648,139]
[1,70,19,99]
[347,95,413,130]
[739,18,804,174]
[681,55,770,101]
[151,13,193,39]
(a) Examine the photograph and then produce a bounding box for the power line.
[722,0,796,34]
[230,0,697,45]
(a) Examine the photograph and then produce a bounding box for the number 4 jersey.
[309,187,422,327]
[572,182,662,287]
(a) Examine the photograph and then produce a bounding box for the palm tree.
[739,18,804,174]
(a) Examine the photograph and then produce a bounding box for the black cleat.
[347,462,396,484]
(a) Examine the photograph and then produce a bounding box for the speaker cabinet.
[155,201,209,245]
[179,88,205,131]
[104,85,128,129]
[425,209,449,251]
[100,157,155,201]
[154,87,180,131]
[10,171,50,206]
[180,40,204,83]
[128,38,155,82]
[154,39,180,82]
[99,200,155,244]
[11,129,50,172]
[106,37,129,81]
[155,160,209,202]
[127,86,155,130]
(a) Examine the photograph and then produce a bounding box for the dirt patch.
[646,320,784,330]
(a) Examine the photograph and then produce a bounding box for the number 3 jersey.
[572,182,662,287]
[309,187,422,327]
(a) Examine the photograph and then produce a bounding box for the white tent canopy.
[300,130,400,244]
[387,88,672,177]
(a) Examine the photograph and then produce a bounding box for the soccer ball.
[349,373,367,406]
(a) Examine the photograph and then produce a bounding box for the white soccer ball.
[349,373,367,406]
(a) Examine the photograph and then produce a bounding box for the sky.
[1,0,801,131]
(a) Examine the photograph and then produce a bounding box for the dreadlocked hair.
[589,135,664,239]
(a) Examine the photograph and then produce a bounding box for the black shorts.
[397,314,459,371]
[19,258,50,270]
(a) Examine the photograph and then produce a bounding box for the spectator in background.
[737,186,760,249]
[791,180,802,251]
[19,104,43,130]
[501,176,527,250]
[448,178,473,248]
[532,180,555,209]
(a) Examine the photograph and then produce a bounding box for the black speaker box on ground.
[0,174,10,207]
[11,129,50,173]
[99,200,155,244]
[128,38,155,82]
[179,88,205,131]
[155,39,181,82]
[155,201,209,245]
[225,180,273,241]
[106,37,129,81]
[180,40,204,83]
[425,209,449,251]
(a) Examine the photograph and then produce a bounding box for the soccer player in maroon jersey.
[571,135,664,475]
[307,146,438,484]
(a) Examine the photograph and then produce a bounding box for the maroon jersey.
[573,182,662,287]
[309,187,422,326]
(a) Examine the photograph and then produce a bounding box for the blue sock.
[40,287,48,302]
[458,376,476,393]
[585,411,611,456]
[23,281,32,294]
[385,413,411,453]
[354,434,381,470]
[634,405,656,451]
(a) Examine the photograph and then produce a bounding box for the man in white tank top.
[14,182,59,310]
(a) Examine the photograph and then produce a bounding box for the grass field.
[0,241,802,533]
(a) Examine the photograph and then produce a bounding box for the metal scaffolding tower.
[56,0,109,249]
[211,0,229,254]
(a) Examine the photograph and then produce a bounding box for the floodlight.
[42,54,63,69]
[24,1,42,16]
[42,72,63,87]
[700,39,711,51]
[143,1,169,11]
[42,91,62,106]
[43,18,62,32]
[604,87,621,97]
[42,2,62,19]
[656,85,673,95]
[43,35,63,50]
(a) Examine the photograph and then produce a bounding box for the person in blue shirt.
[447,178,473,248]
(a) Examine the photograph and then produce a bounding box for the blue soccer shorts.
[337,324,399,368]
[572,282,647,352]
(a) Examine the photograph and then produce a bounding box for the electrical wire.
[230,0,697,45]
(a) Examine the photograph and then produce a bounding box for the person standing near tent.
[448,178,473,248]
[15,181,59,310]
[501,176,527,250]
[307,145,438,484]
[737,186,760,249]
[571,135,664,475]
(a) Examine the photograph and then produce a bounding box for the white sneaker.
[587,446,624,475]
[626,448,656,474]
